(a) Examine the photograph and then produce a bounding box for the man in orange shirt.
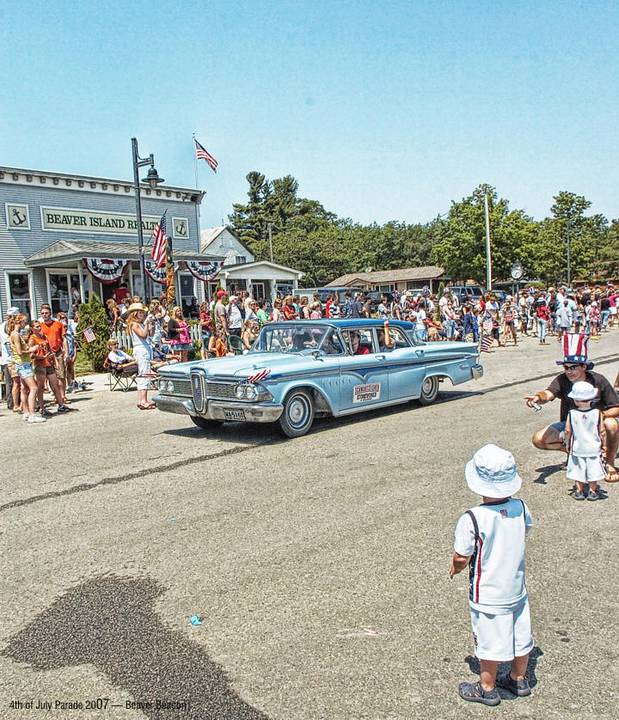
[29,322,68,414]
[39,304,68,405]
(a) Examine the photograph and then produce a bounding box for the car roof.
[266,319,415,330]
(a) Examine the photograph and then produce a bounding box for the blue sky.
[1,1,617,227]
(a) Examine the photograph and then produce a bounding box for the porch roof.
[23,239,223,267]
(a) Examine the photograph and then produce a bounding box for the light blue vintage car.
[153,319,483,437]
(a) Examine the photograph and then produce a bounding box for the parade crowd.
[2,281,619,417]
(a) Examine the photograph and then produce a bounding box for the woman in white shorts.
[126,303,155,410]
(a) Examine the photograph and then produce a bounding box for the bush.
[77,296,110,371]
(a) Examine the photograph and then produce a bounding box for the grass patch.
[75,350,94,376]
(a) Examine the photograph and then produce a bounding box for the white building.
[200,226,303,301]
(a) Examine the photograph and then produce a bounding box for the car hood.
[157,353,322,380]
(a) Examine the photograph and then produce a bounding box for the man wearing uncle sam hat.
[451,444,534,706]
[525,333,619,483]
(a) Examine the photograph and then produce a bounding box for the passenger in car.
[377,321,395,351]
[350,331,371,355]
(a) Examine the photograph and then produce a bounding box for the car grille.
[204,381,237,400]
[191,372,205,413]
[169,379,192,397]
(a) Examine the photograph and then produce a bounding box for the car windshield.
[251,324,342,355]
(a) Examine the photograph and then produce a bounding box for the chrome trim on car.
[206,400,284,422]
[471,364,484,380]
[153,395,196,416]
[191,370,206,413]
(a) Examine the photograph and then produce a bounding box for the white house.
[200,226,303,301]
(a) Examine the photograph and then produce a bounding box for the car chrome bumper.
[153,394,197,416]
[153,394,283,423]
[471,364,484,380]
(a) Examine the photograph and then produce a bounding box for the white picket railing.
[110,324,202,351]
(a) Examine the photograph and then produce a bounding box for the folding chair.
[104,359,138,392]
[228,334,245,355]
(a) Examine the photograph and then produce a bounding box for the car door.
[337,327,390,412]
[384,326,428,401]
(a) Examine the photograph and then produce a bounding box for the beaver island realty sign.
[40,206,188,238]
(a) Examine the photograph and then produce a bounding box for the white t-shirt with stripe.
[454,498,533,612]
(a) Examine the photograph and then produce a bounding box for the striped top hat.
[556,333,591,366]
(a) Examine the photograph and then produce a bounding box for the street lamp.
[131,137,164,300]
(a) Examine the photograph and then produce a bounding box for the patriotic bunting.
[185,260,224,282]
[84,258,128,284]
[145,259,180,284]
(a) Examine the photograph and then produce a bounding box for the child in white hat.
[564,381,606,500]
[451,444,534,707]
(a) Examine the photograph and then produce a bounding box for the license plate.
[223,409,246,421]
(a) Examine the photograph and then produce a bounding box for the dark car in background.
[450,285,485,306]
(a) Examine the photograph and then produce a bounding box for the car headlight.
[235,384,246,399]
[167,380,175,393]
[245,384,258,401]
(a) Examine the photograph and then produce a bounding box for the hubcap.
[288,397,308,427]
[422,378,435,396]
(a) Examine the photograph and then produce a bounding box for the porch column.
[77,260,86,306]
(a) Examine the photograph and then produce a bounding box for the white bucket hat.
[567,381,598,402]
[465,444,522,498]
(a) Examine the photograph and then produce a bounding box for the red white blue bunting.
[84,258,128,284]
[185,260,224,282]
[144,259,180,284]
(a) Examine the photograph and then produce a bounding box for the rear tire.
[190,416,222,430]
[418,376,440,405]
[278,389,314,438]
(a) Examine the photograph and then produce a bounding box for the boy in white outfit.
[451,444,534,706]
[564,381,606,501]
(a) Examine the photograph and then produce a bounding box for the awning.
[23,239,223,268]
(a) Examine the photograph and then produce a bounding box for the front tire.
[190,416,222,431]
[278,389,314,438]
[418,376,440,405]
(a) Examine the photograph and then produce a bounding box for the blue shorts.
[550,421,566,433]
[17,363,34,379]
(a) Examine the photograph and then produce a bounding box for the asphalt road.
[1,332,618,720]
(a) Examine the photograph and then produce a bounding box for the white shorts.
[133,348,152,391]
[567,455,606,483]
[470,596,533,662]
[610,307,617,316]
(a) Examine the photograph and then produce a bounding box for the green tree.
[76,296,109,371]
[431,184,536,283]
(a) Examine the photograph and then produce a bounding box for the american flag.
[151,211,167,268]
[247,369,271,383]
[480,334,493,353]
[194,138,219,173]
[83,327,96,344]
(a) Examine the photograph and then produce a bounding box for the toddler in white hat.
[451,444,534,706]
[564,381,606,500]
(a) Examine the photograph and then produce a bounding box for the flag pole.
[192,133,199,189]
[193,133,206,304]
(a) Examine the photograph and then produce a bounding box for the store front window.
[6,272,32,317]
[179,273,198,317]
[48,271,80,314]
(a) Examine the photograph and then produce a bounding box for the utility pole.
[566,220,572,287]
[484,194,492,291]
[268,223,274,263]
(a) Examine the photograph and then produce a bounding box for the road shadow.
[162,389,482,442]
[3,575,269,720]
[464,645,544,698]
[534,463,565,484]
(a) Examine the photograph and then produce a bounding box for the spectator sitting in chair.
[106,340,137,372]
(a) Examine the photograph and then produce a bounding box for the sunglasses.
[563,364,582,371]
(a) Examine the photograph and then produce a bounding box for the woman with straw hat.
[126,303,155,410]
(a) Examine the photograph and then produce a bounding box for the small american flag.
[194,138,218,173]
[480,335,493,353]
[151,211,167,268]
[247,369,271,383]
[83,327,96,343]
